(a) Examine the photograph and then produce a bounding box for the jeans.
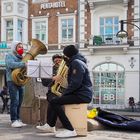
[47,94,89,131]
[7,81,24,122]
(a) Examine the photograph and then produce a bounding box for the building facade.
[0,0,139,109]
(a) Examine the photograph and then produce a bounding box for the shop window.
[93,63,125,105]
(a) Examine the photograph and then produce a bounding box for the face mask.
[17,48,24,55]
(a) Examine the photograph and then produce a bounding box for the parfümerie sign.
[41,1,65,9]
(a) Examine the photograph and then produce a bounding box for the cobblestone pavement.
[0,114,140,140]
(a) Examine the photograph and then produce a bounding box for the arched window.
[92,63,125,107]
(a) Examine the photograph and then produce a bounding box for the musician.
[41,54,63,101]
[36,54,63,130]
[37,45,93,138]
[5,41,27,128]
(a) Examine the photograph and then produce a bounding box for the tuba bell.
[11,39,47,86]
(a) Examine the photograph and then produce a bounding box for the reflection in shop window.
[6,20,13,41]
[93,63,125,105]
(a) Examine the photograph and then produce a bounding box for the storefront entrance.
[92,63,125,109]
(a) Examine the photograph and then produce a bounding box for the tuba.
[11,39,47,86]
[51,60,68,96]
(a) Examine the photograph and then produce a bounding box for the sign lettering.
[41,1,65,9]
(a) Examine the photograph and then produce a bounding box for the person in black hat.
[37,45,93,138]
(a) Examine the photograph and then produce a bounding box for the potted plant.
[93,35,102,45]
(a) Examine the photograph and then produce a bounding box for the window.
[6,20,13,41]
[61,18,74,42]
[93,63,125,106]
[17,20,23,41]
[100,17,119,43]
[34,21,46,42]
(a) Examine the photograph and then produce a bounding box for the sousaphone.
[11,39,47,86]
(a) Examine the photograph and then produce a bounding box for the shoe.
[11,120,22,128]
[36,123,55,133]
[18,120,27,126]
[55,129,77,138]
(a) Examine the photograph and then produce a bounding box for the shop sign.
[0,61,5,66]
[0,42,8,49]
[41,1,65,9]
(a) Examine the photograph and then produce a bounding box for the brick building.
[0,0,139,109]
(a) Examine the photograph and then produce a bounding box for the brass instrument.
[11,39,47,86]
[51,60,68,96]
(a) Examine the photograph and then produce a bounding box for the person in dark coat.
[0,86,10,113]
[37,45,93,138]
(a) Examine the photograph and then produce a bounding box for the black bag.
[95,108,140,131]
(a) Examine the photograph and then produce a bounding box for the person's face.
[16,43,24,55]
[16,43,23,51]
[53,57,62,65]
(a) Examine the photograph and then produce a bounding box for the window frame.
[17,19,23,42]
[32,18,48,44]
[58,15,76,45]
[99,16,119,43]
[6,19,13,42]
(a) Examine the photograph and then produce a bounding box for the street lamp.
[116,18,140,106]
[116,20,128,38]
[116,19,140,37]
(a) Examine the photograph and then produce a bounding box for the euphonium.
[51,60,68,96]
[11,39,47,86]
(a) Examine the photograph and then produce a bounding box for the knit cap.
[63,45,79,58]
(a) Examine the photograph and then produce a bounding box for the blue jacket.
[5,53,25,82]
[63,53,93,103]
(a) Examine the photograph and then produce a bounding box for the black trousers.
[1,96,9,113]
[47,94,88,131]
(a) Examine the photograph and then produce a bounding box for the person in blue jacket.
[5,41,27,128]
[37,45,93,138]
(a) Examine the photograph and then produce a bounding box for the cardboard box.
[27,60,52,78]
[64,104,88,136]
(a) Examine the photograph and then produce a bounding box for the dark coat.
[63,53,93,103]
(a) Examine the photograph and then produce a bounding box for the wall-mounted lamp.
[129,57,136,68]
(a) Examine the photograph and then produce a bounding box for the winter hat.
[11,41,22,52]
[63,45,79,58]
